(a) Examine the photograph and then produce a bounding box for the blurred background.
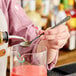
[7,0,76,76]
[16,0,76,51]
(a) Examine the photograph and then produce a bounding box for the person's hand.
[38,24,70,64]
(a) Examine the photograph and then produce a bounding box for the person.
[0,0,70,70]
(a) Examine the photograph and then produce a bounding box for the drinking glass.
[10,43,47,76]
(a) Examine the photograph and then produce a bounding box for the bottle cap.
[0,32,3,44]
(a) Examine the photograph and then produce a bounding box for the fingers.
[45,35,56,40]
[40,24,70,49]
[45,25,70,40]
[45,28,58,35]
[39,24,69,37]
[43,24,69,36]
[38,30,44,35]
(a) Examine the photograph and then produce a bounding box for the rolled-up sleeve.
[8,0,38,45]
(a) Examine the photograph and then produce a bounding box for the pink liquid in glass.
[11,65,47,76]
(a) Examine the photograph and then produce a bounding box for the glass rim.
[11,42,47,64]
[21,50,47,57]
[12,42,47,55]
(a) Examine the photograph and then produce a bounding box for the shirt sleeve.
[8,0,38,46]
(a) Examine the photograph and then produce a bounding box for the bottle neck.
[59,0,64,11]
[42,0,50,16]
[3,32,8,43]
[59,4,64,11]
[0,32,8,44]
[68,0,74,9]
[63,0,69,10]
[29,0,36,11]
[54,6,59,15]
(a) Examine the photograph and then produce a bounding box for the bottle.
[56,0,66,25]
[0,9,8,76]
[50,0,61,28]
[52,0,60,16]
[36,0,42,15]
[69,0,76,50]
[67,0,76,51]
[74,0,76,49]
[27,0,42,31]
[0,32,8,45]
[40,0,51,30]
[63,0,76,51]
[59,0,64,11]
[63,0,69,10]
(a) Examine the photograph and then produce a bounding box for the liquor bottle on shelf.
[36,0,42,15]
[27,0,42,31]
[56,0,66,25]
[52,0,60,16]
[74,0,76,49]
[63,0,76,51]
[50,0,61,28]
[59,0,64,11]
[68,0,76,50]
[63,0,69,10]
[62,0,69,50]
[38,0,51,30]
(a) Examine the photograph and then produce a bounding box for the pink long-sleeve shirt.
[0,0,58,70]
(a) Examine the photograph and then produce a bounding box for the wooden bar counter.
[56,49,76,67]
[7,49,76,76]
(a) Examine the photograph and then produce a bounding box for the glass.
[10,43,47,76]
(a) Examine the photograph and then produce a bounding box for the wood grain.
[56,50,76,67]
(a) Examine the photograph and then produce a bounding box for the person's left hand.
[38,24,70,64]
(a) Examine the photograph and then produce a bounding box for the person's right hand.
[38,24,70,64]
